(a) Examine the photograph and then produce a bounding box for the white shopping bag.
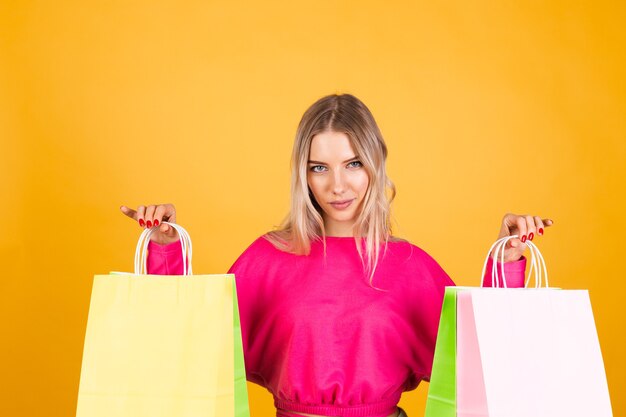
[455,237,613,417]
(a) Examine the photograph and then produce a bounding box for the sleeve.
[146,240,184,275]
[482,256,526,288]
[416,251,526,384]
[225,236,268,386]
[227,235,271,275]
[406,247,455,384]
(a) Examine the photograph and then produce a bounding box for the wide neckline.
[311,236,407,247]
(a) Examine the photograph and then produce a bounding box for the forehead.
[309,131,356,161]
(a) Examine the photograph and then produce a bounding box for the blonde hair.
[266,94,398,286]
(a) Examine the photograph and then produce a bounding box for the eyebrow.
[307,156,359,164]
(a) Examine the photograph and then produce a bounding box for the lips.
[329,199,355,210]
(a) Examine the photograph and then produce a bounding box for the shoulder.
[242,234,277,253]
[384,237,455,286]
[384,237,435,264]
[227,233,286,274]
[232,233,281,260]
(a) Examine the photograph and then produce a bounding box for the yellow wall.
[1,1,624,416]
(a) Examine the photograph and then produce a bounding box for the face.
[307,130,370,236]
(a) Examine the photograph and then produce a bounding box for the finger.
[543,218,554,228]
[159,223,170,235]
[164,203,176,224]
[159,223,179,238]
[534,216,545,236]
[120,205,137,220]
[153,205,166,227]
[136,205,146,228]
[515,216,528,243]
[505,239,527,262]
[525,215,536,241]
[508,237,522,249]
[501,213,517,234]
[497,213,517,240]
[144,205,156,228]
[497,237,526,262]
[153,204,176,227]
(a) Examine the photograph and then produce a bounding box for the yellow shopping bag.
[76,223,249,417]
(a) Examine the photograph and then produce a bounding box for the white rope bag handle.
[479,235,549,288]
[133,222,193,275]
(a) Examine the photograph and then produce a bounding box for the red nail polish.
[139,219,145,227]
[154,219,159,226]
[529,232,534,241]
[538,228,544,235]
[146,221,152,228]
[521,235,527,243]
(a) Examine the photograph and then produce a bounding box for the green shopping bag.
[232,278,250,417]
[424,287,460,417]
[425,234,533,417]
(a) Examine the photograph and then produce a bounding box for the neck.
[323,216,356,237]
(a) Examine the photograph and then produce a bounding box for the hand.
[493,213,554,262]
[120,203,179,245]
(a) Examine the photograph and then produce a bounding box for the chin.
[326,211,358,223]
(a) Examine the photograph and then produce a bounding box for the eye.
[347,160,363,168]
[310,165,327,173]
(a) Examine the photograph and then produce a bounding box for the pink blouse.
[147,235,525,417]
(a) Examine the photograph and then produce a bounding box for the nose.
[331,170,346,195]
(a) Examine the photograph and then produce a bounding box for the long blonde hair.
[266,94,397,285]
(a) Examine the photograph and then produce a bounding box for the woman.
[120,94,552,417]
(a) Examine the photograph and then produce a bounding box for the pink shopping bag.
[455,237,613,417]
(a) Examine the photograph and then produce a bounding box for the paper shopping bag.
[232,277,250,417]
[455,290,488,417]
[456,287,612,417]
[76,223,250,417]
[424,287,460,417]
[425,236,613,417]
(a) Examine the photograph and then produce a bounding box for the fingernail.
[529,232,534,241]
[146,221,152,228]
[521,235,527,243]
[538,228,544,235]
[139,219,145,227]
[154,219,159,226]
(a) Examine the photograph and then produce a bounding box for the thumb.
[508,238,528,252]
[160,223,178,238]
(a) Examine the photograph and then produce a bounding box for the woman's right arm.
[120,203,183,275]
